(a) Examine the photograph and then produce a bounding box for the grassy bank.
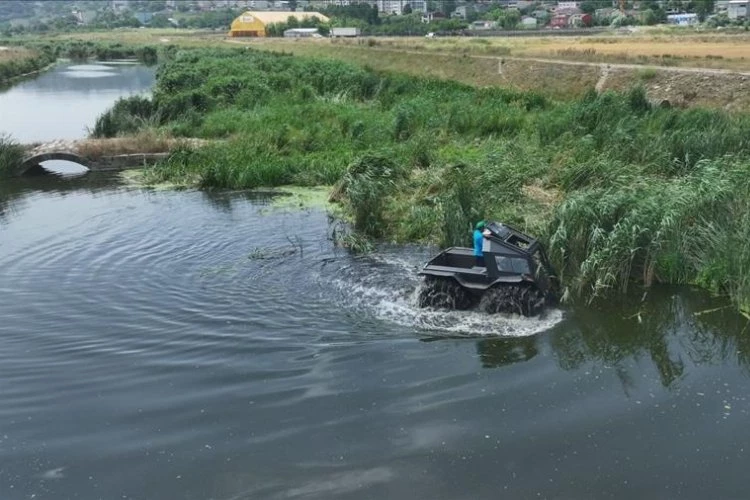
[0,46,55,82]
[0,38,161,67]
[0,38,158,82]
[0,135,24,177]
[96,47,750,311]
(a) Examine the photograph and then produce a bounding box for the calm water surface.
[1,61,749,500]
[0,61,155,143]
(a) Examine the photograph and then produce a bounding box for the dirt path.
[501,55,750,76]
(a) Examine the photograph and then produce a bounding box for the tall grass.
[94,47,750,309]
[0,134,24,178]
[0,48,55,82]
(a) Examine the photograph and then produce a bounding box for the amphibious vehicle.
[417,222,556,316]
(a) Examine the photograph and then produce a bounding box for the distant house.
[549,13,569,26]
[521,15,538,26]
[111,0,130,12]
[470,20,496,29]
[422,11,446,22]
[666,12,698,24]
[557,1,580,9]
[377,0,427,14]
[452,5,475,19]
[554,6,582,15]
[249,0,272,9]
[568,13,592,26]
[510,1,536,9]
[728,0,748,19]
[715,0,730,12]
[72,9,97,24]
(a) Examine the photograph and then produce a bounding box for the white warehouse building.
[728,0,748,19]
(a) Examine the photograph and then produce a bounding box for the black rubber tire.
[418,277,474,310]
[479,284,546,317]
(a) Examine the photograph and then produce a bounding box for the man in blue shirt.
[473,220,487,267]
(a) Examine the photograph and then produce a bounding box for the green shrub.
[0,134,24,177]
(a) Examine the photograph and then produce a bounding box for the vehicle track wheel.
[479,285,546,316]
[418,277,473,310]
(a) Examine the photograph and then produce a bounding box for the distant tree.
[666,0,683,12]
[432,18,468,31]
[286,15,300,28]
[642,9,658,24]
[694,0,715,20]
[150,14,173,28]
[323,3,380,25]
[442,0,457,16]
[370,5,381,24]
[403,3,413,14]
[500,8,521,28]
[52,13,80,30]
[520,2,540,15]
[580,1,597,14]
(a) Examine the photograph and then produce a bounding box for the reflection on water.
[0,172,118,224]
[552,289,749,389]
[476,336,540,368]
[61,70,119,78]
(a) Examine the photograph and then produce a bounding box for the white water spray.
[324,253,564,337]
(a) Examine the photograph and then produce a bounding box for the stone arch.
[17,152,92,176]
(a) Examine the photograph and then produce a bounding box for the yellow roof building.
[229,11,330,37]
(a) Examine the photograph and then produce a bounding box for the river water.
[1,61,750,500]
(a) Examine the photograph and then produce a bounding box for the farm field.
[253,30,750,70]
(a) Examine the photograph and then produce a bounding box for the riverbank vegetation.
[0,38,159,66]
[92,47,750,311]
[0,134,24,177]
[0,46,55,82]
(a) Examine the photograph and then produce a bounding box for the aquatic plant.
[0,134,24,178]
[91,95,159,138]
